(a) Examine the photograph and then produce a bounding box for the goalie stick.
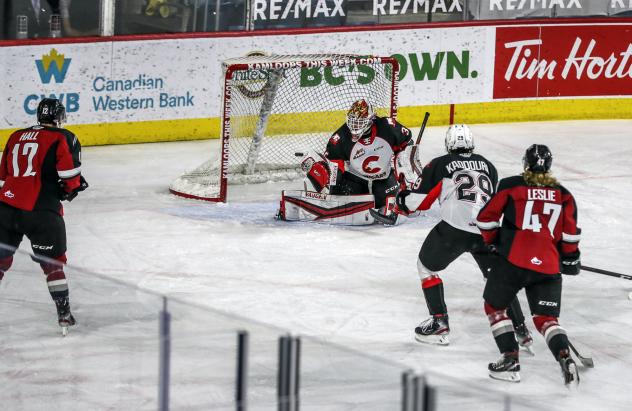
[568,341,595,368]
[581,265,632,281]
[409,112,430,176]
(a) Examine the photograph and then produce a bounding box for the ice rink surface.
[1,120,631,410]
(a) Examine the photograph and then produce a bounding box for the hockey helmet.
[37,98,66,126]
[346,99,375,141]
[445,124,474,153]
[523,144,553,173]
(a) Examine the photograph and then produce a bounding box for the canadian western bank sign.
[24,48,79,115]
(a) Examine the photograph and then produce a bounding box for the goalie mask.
[445,124,474,154]
[346,99,375,142]
[523,144,553,173]
[37,98,66,126]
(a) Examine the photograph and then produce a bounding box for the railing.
[0,245,542,410]
[1,0,631,40]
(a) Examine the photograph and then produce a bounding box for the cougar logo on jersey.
[362,156,381,174]
[349,137,393,180]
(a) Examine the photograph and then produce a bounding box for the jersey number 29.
[454,172,493,204]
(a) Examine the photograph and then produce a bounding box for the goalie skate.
[414,315,450,346]
[488,353,521,383]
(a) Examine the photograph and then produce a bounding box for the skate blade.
[61,325,69,337]
[415,333,449,346]
[489,370,521,383]
[564,363,580,388]
[520,344,535,356]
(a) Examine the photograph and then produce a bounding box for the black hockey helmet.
[523,144,552,172]
[37,98,66,126]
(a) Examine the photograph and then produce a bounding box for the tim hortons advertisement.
[494,25,632,99]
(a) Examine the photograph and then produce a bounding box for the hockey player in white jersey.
[396,125,533,347]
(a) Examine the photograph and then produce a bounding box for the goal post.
[169,54,400,202]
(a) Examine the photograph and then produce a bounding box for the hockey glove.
[60,176,89,202]
[561,250,581,275]
[395,189,411,214]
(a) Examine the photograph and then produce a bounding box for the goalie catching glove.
[299,151,332,193]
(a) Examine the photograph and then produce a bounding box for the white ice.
[1,120,631,410]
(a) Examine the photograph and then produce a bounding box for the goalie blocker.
[277,190,376,225]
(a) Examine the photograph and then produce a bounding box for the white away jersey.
[417,153,498,233]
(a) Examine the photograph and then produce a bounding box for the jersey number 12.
[11,143,39,177]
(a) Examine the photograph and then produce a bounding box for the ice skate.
[488,352,521,382]
[414,315,450,346]
[558,349,580,387]
[514,323,535,356]
[55,298,76,336]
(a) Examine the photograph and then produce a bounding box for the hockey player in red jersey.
[0,98,88,335]
[301,99,412,213]
[395,125,532,348]
[476,144,581,385]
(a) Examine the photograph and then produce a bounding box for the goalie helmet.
[445,124,474,154]
[346,99,375,141]
[37,98,66,126]
[523,144,553,173]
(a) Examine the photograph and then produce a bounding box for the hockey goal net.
[169,54,399,202]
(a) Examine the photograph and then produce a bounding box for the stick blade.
[369,209,398,226]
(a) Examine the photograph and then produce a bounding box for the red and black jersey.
[325,116,412,181]
[0,125,82,213]
[476,175,581,275]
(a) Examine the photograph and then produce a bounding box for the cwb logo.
[24,49,79,115]
[35,48,71,84]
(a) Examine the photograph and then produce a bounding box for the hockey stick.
[568,341,595,368]
[409,112,430,176]
[581,265,632,281]
[369,208,398,226]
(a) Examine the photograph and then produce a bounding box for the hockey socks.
[421,275,447,316]
[40,256,69,301]
[485,303,519,353]
[533,315,571,359]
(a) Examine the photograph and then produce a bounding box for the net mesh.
[170,54,397,201]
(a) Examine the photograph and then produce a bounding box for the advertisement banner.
[1,27,489,128]
[494,24,632,99]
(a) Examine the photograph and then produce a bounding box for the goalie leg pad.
[278,190,375,225]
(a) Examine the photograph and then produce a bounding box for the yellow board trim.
[1,98,631,147]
